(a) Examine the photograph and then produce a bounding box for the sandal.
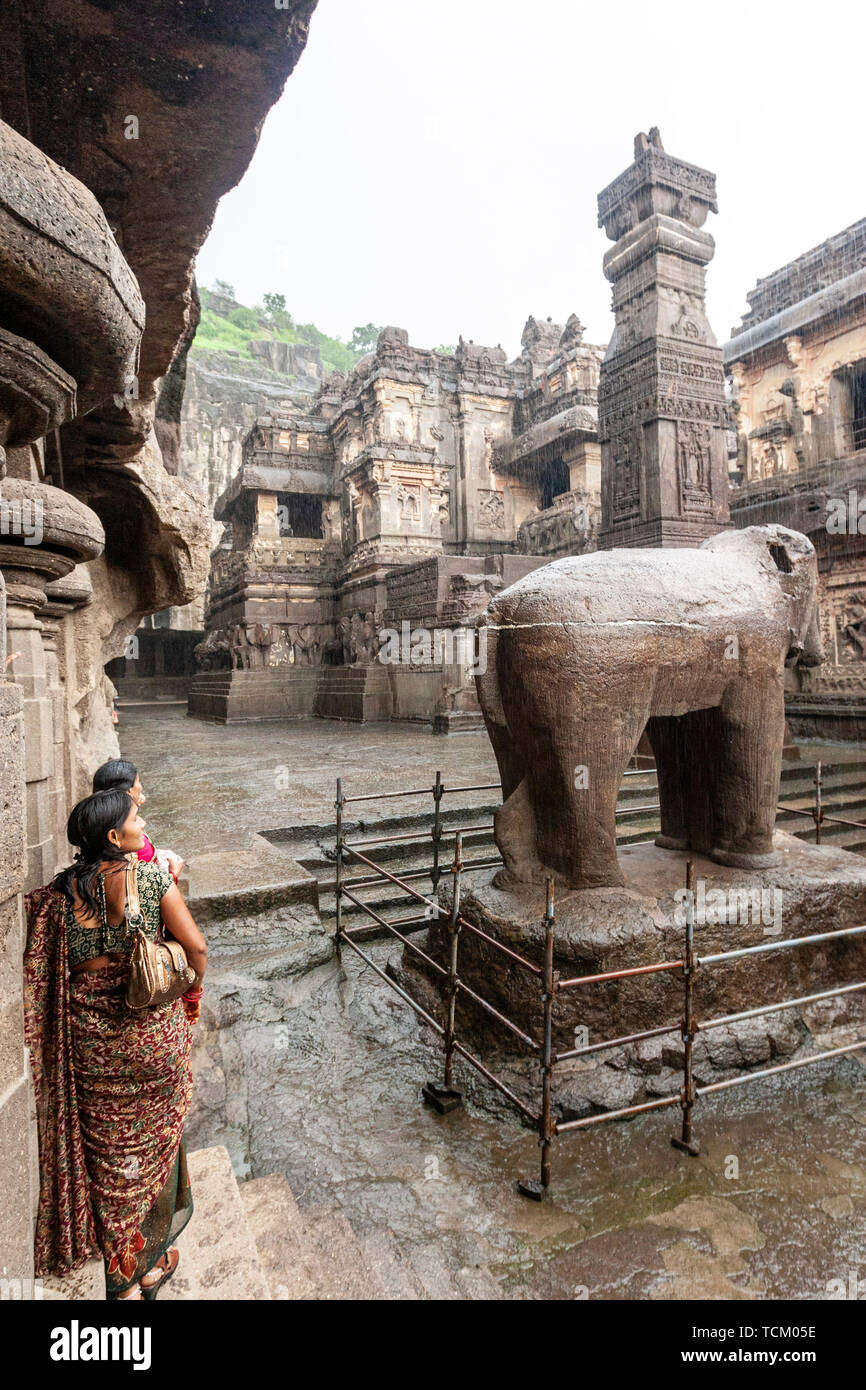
[140,1246,179,1301]
[115,1283,143,1301]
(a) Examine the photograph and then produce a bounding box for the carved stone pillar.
[597,130,731,548]
[41,567,95,863]
[0,480,104,887]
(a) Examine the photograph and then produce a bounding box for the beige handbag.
[122,855,196,1010]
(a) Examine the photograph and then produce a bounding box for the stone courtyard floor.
[120,706,866,1300]
[120,704,500,857]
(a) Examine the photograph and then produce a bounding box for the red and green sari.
[23,878,193,1296]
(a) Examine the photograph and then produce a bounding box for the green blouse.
[65,861,172,968]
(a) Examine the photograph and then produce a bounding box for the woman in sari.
[24,789,207,1300]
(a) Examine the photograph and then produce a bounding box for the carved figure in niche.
[247,623,275,670]
[483,428,495,469]
[321,498,340,541]
[194,628,231,671]
[475,525,824,890]
[678,421,710,492]
[612,429,639,513]
[838,594,866,661]
[672,308,705,342]
[353,611,379,665]
[269,628,293,668]
[345,480,360,548]
[396,484,420,522]
[479,490,505,529]
[337,614,354,666]
[288,623,319,666]
[756,442,782,479]
[435,670,478,715]
[447,572,503,622]
[230,624,251,671]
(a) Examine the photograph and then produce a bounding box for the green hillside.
[193,285,371,376]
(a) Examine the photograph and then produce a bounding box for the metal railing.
[777,759,866,843]
[333,776,866,1196]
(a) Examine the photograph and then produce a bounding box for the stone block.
[21,697,54,782]
[0,690,25,893]
[0,898,25,1093]
[0,1077,35,1284]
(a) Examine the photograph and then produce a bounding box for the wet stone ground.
[207,938,866,1301]
[121,707,866,1300]
[119,704,500,857]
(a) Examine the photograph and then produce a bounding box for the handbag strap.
[124,855,145,934]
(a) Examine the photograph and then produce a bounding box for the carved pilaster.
[597,131,731,548]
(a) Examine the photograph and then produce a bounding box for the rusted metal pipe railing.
[333,777,866,1196]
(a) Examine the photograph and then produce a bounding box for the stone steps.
[161,1146,270,1301]
[237,1170,509,1301]
[274,758,866,933]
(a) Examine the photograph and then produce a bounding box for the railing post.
[431,770,444,891]
[519,878,557,1200]
[422,831,464,1114]
[814,760,823,845]
[672,858,700,1157]
[335,777,344,962]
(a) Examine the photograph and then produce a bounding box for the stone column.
[42,568,94,864]
[0,569,34,1292]
[597,129,730,549]
[0,480,104,889]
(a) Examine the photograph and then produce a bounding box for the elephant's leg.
[492,777,547,887]
[709,677,784,868]
[646,716,689,851]
[530,695,652,890]
[475,625,525,801]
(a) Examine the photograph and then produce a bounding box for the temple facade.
[188,316,603,724]
[725,217,866,740]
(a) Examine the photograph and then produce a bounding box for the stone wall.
[725,216,866,739]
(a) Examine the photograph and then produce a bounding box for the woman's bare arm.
[160,883,207,987]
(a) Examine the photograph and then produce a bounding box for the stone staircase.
[161,1146,510,1301]
[314,664,394,722]
[262,757,866,936]
[187,667,321,723]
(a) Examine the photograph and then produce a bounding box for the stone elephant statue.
[475,524,825,891]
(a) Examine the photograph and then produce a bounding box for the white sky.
[196,0,859,358]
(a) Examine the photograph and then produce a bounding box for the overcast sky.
[196,0,860,358]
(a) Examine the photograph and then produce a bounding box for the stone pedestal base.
[187,668,321,723]
[394,832,866,1119]
[432,709,486,735]
[313,664,393,722]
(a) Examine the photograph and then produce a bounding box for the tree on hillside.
[350,323,382,356]
[263,291,286,318]
[212,279,235,299]
[262,291,293,332]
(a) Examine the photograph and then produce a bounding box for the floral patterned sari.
[23,864,194,1297]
